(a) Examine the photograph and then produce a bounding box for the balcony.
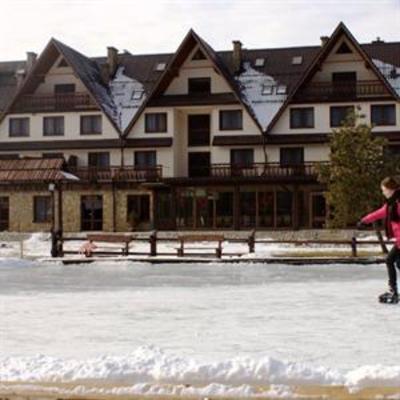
[293,80,389,103]
[67,166,163,183]
[167,162,326,183]
[13,92,97,113]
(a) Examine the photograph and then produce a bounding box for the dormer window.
[155,63,166,71]
[255,58,265,67]
[192,49,206,61]
[188,77,211,94]
[276,85,287,94]
[132,90,144,100]
[54,84,75,94]
[292,56,303,65]
[262,84,273,95]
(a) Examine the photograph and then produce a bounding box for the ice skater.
[358,176,400,304]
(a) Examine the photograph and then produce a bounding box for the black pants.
[386,246,400,293]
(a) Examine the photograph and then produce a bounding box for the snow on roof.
[373,59,400,97]
[236,62,287,131]
[109,66,146,131]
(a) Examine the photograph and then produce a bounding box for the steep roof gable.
[123,29,264,137]
[265,22,400,134]
[0,38,122,134]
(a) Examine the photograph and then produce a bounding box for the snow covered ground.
[1,255,400,398]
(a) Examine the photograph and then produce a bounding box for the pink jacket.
[362,202,400,247]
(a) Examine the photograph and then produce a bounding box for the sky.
[0,0,399,61]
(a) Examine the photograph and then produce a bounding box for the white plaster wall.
[271,101,400,134]
[0,112,119,141]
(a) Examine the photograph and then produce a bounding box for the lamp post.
[48,182,57,257]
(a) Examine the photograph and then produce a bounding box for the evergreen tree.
[318,109,399,228]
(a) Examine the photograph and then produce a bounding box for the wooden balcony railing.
[13,92,97,112]
[67,166,162,182]
[294,80,389,102]
[186,162,326,179]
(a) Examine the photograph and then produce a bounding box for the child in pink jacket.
[358,177,400,304]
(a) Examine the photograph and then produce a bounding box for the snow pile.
[236,62,287,130]
[2,346,400,392]
[109,66,146,131]
[373,59,400,96]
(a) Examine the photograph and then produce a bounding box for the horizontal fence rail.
[51,230,392,259]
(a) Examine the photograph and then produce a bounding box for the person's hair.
[381,176,400,190]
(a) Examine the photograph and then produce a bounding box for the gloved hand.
[356,220,368,229]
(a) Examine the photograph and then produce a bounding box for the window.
[277,191,293,227]
[80,115,102,135]
[280,147,304,166]
[57,58,68,68]
[0,197,9,231]
[188,114,210,146]
[131,90,144,100]
[231,149,254,166]
[219,110,243,130]
[276,85,287,94]
[262,84,273,95]
[336,42,352,54]
[145,113,167,133]
[43,116,64,136]
[54,84,75,93]
[292,56,303,65]
[127,195,150,226]
[81,195,103,231]
[33,196,52,223]
[255,58,265,67]
[188,78,211,94]
[0,154,18,160]
[330,106,354,127]
[155,63,166,71]
[371,104,396,126]
[42,153,63,159]
[135,151,156,167]
[290,108,314,128]
[192,49,206,60]
[332,72,357,83]
[88,152,110,168]
[9,117,29,137]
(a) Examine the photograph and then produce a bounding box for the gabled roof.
[122,29,264,137]
[0,38,122,134]
[265,22,400,135]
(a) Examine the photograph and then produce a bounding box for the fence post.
[150,230,157,256]
[51,229,58,257]
[351,236,357,257]
[248,229,255,253]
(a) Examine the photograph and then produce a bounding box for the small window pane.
[80,115,102,135]
[54,84,75,93]
[220,110,243,130]
[231,149,254,166]
[43,116,64,136]
[134,151,157,167]
[330,106,354,127]
[9,118,29,137]
[371,104,396,126]
[145,113,167,133]
[34,196,52,223]
[290,108,314,128]
[188,78,211,94]
[88,152,110,168]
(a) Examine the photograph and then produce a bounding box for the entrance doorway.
[0,197,9,231]
[81,195,103,231]
[310,193,326,228]
[188,152,210,177]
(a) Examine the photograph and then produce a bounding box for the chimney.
[15,68,26,87]
[26,52,37,72]
[232,40,242,73]
[372,37,385,44]
[320,36,329,46]
[107,46,118,77]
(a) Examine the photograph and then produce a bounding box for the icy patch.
[373,59,400,96]
[236,62,287,131]
[109,66,146,131]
